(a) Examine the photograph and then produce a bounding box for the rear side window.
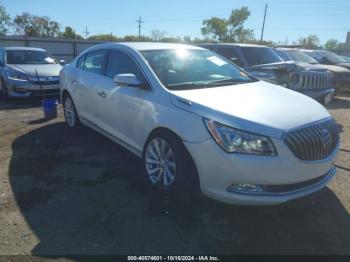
[217,47,244,67]
[106,50,144,81]
[82,50,108,75]
[76,54,85,69]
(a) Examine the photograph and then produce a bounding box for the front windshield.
[342,56,350,62]
[322,51,346,64]
[141,49,255,90]
[308,50,346,64]
[284,50,319,64]
[6,50,58,65]
[240,46,282,66]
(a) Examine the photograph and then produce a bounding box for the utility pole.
[83,26,90,39]
[260,4,268,43]
[137,16,143,40]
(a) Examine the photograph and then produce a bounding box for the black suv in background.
[199,43,335,104]
[276,48,350,95]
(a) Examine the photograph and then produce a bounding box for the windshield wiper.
[207,78,252,85]
[168,82,211,90]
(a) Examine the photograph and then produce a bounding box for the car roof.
[276,47,300,51]
[3,46,47,51]
[199,43,269,48]
[300,49,324,54]
[93,42,205,51]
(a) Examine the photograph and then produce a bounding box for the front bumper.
[6,78,60,98]
[296,88,335,104]
[184,138,338,205]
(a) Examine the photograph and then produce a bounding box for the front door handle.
[72,81,78,85]
[97,91,107,98]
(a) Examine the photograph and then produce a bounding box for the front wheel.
[1,78,8,98]
[143,132,198,193]
[63,95,81,128]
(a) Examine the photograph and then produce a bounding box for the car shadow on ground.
[326,96,350,110]
[8,122,350,256]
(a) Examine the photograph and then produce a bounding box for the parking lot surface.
[0,96,349,256]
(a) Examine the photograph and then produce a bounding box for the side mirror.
[58,59,65,65]
[114,73,143,87]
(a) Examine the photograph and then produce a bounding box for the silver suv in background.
[0,47,63,98]
[276,48,350,95]
[199,44,335,105]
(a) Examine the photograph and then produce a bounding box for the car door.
[75,50,110,126]
[95,49,151,152]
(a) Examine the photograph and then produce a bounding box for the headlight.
[289,73,300,85]
[204,119,277,156]
[7,71,28,81]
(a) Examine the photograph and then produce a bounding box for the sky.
[2,0,350,44]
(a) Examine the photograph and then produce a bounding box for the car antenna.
[35,69,45,99]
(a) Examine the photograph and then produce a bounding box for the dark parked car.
[277,48,350,94]
[199,44,334,105]
[301,49,350,70]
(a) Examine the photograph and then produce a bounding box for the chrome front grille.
[301,72,328,89]
[284,118,339,161]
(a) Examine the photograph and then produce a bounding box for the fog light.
[229,183,263,194]
[13,87,29,93]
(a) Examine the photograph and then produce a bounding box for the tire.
[63,94,81,128]
[143,131,199,193]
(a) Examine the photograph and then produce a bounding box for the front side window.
[240,47,282,66]
[284,50,319,64]
[82,50,108,75]
[106,50,144,81]
[76,54,86,69]
[6,50,58,65]
[216,47,244,67]
[141,49,255,90]
[275,50,292,61]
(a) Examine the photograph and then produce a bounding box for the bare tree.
[150,29,167,41]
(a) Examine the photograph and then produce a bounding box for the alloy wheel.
[64,97,76,127]
[145,138,177,187]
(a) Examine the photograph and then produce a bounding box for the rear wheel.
[143,131,198,193]
[63,95,81,128]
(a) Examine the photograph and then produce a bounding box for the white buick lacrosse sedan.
[59,43,339,205]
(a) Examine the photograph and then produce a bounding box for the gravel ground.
[0,95,349,257]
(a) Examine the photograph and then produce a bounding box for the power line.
[260,3,268,43]
[137,16,143,40]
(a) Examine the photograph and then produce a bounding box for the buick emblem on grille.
[320,129,332,149]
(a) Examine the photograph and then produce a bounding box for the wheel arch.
[143,126,200,190]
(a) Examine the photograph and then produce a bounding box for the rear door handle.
[97,91,107,98]
[72,81,78,85]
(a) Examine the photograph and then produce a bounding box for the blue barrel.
[42,99,58,119]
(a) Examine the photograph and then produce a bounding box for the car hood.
[6,64,63,77]
[336,62,350,70]
[306,64,350,73]
[291,62,328,72]
[170,81,330,138]
[251,61,297,71]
